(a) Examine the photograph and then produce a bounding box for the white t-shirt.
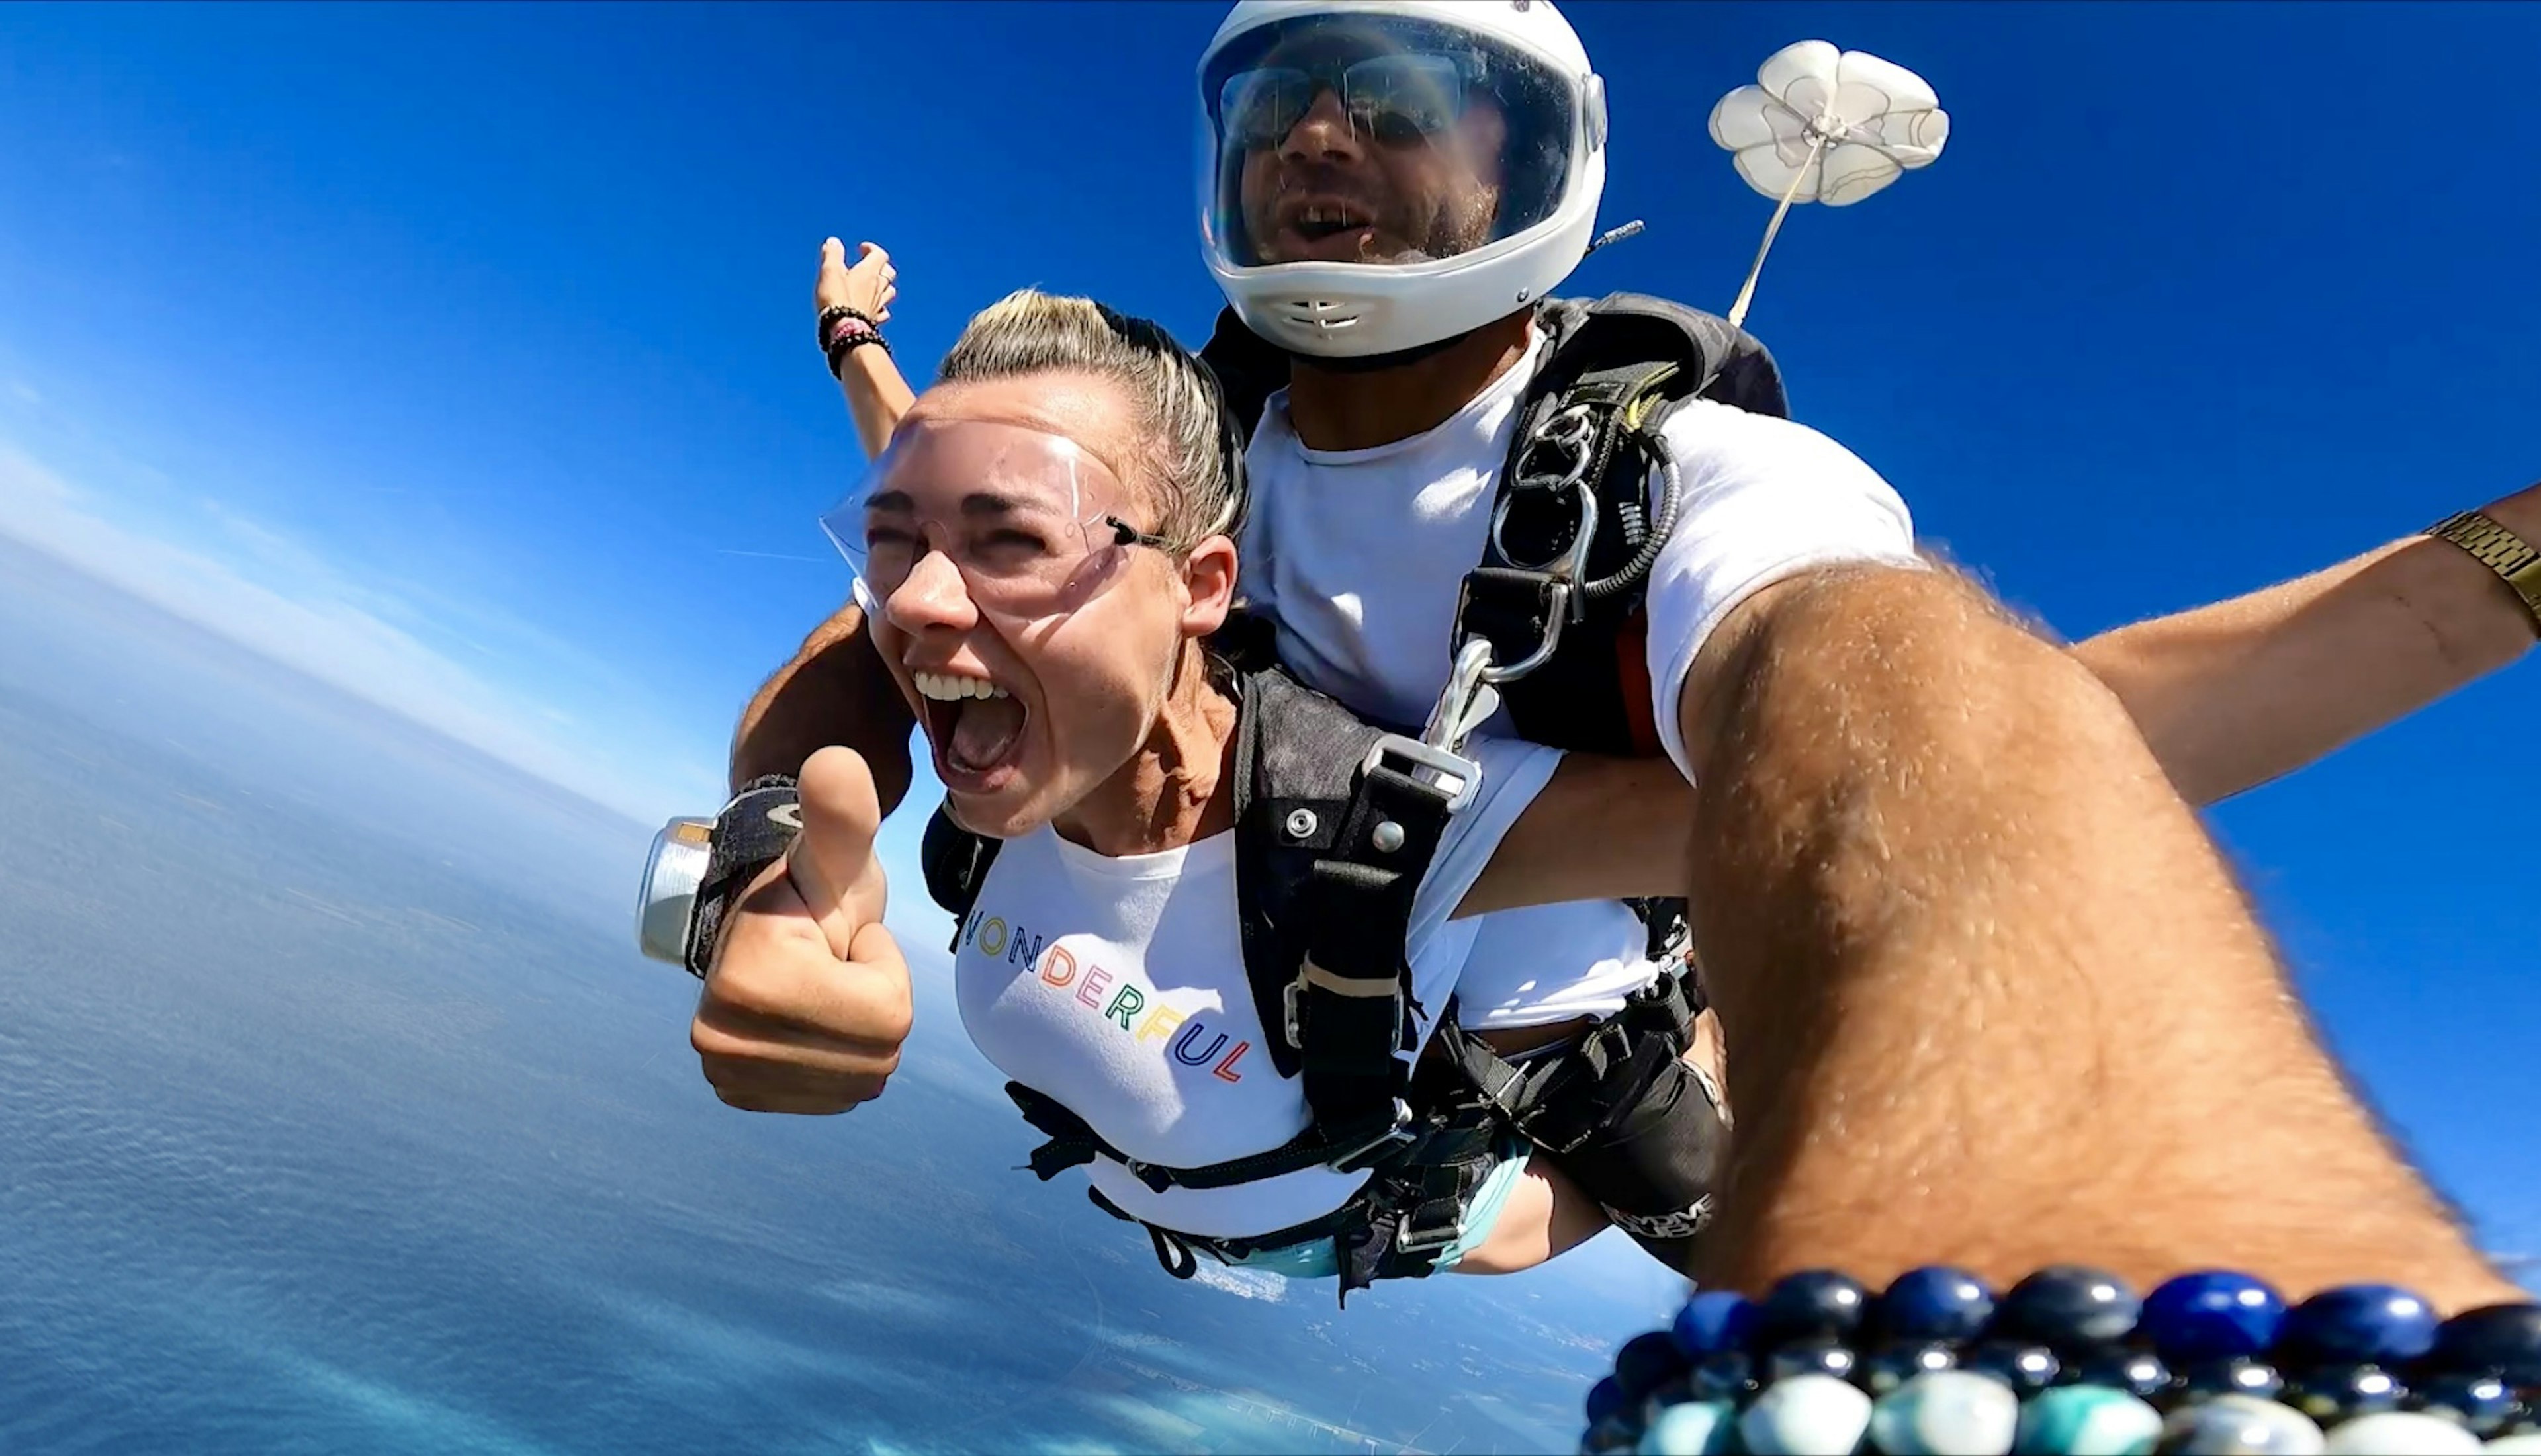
[1238,330,1921,1027]
[954,733,1559,1240]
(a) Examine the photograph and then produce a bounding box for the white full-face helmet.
[1197,0,1607,361]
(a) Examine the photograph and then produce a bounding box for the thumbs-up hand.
[691,746,913,1115]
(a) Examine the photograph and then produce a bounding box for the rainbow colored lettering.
[959,909,1250,1082]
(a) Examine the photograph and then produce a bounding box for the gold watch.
[2426,509,2541,636]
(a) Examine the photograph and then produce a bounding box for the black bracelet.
[819,306,890,381]
[1583,1263,2541,1454]
[825,329,891,381]
[815,304,881,351]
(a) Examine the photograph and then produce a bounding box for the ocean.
[0,534,1681,1455]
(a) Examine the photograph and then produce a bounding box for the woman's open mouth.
[913,670,1028,793]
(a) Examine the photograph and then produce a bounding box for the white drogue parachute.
[1708,40,1951,328]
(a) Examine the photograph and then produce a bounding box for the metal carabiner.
[1420,636,1501,755]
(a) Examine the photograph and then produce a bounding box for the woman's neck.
[1052,647,1241,856]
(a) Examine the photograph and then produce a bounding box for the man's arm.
[2071,482,2538,806]
[1456,754,1693,918]
[728,601,917,812]
[1673,561,2519,1310]
[1466,482,2541,912]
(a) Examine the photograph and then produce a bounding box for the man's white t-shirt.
[1237,330,1921,1027]
[954,734,1558,1240]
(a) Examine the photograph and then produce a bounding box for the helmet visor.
[1200,11,1580,271]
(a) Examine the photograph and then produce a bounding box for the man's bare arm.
[1457,755,1693,918]
[728,601,916,813]
[2072,482,2538,806]
[1673,562,2517,1310]
[1462,476,2541,913]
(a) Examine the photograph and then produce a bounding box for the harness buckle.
[1325,1097,1421,1174]
[1360,734,1482,814]
[1119,1157,1178,1194]
[1394,1202,1466,1255]
[1280,977,1305,1050]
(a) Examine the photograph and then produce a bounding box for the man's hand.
[817,238,896,325]
[691,746,913,1114]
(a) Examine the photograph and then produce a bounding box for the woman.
[704,285,1712,1292]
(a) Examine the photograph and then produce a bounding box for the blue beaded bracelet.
[1582,1265,2540,1455]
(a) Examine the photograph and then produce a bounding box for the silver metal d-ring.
[1488,475,1600,583]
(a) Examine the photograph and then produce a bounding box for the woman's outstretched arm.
[818,237,918,459]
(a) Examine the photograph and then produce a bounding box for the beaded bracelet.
[817,306,890,378]
[816,304,880,349]
[1579,1265,2541,1455]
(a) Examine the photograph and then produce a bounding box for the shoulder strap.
[1238,662,1470,1162]
[1453,292,1787,758]
[920,805,1002,952]
[1227,664,1393,1080]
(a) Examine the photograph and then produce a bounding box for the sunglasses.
[1218,51,1476,150]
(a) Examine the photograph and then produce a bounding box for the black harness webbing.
[926,661,1457,1200]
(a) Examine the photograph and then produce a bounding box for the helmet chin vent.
[1277,297,1364,333]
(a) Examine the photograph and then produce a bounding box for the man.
[703,0,2537,1305]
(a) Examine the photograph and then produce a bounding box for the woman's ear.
[1177,534,1240,638]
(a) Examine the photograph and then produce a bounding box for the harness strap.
[1006,1082,1416,1194]
[1080,1096,1512,1308]
[1285,756,1459,1140]
[1433,968,1700,1155]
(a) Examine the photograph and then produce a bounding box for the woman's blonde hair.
[936,289,1245,550]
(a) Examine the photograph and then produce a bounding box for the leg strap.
[1434,968,1699,1153]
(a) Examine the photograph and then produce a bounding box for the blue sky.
[3,0,2536,1273]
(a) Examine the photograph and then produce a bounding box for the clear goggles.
[1200,12,1581,269]
[818,420,1173,619]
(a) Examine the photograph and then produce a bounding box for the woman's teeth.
[914,671,1009,703]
